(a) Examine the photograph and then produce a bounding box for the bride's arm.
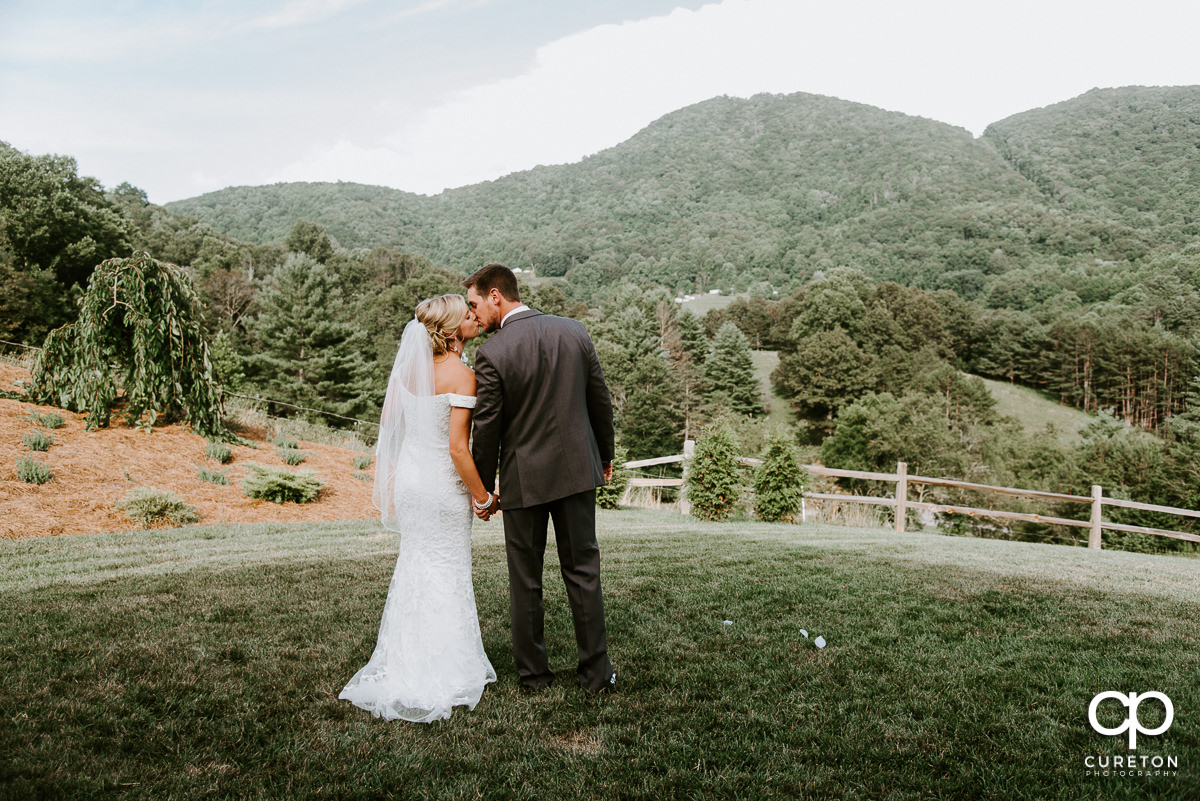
[450,407,491,508]
[446,370,492,509]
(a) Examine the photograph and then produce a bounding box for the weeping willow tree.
[27,252,226,438]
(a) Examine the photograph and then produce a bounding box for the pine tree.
[666,308,707,441]
[704,322,763,416]
[754,436,807,522]
[1163,375,1200,515]
[676,308,708,366]
[285,219,335,263]
[685,421,743,521]
[245,253,376,424]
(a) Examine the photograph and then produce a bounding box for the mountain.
[984,85,1200,238]
[166,87,1200,298]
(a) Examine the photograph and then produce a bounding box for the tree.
[754,436,806,522]
[0,143,133,338]
[685,421,743,521]
[1068,411,1173,551]
[666,308,707,441]
[285,219,335,263]
[704,322,763,416]
[0,144,132,289]
[619,356,685,459]
[676,308,708,366]
[356,267,466,368]
[245,253,376,424]
[774,327,877,434]
[1160,375,1200,514]
[26,252,226,438]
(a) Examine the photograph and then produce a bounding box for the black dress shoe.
[595,669,617,694]
[519,677,554,693]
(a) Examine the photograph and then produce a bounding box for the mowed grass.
[2,511,1199,800]
[978,375,1096,444]
[751,349,794,432]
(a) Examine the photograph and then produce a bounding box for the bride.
[339,294,497,722]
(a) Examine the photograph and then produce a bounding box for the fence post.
[894,461,908,533]
[679,439,695,516]
[1089,485,1103,549]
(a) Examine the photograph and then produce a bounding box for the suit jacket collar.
[500,308,541,327]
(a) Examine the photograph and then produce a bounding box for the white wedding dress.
[340,331,496,722]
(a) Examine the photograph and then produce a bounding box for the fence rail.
[622,443,1200,549]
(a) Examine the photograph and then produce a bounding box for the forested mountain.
[985,86,1200,238]
[166,88,1199,301]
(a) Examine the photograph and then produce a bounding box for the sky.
[2,0,1198,205]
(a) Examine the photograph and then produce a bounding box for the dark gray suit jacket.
[471,309,615,509]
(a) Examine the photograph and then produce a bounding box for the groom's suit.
[471,308,616,691]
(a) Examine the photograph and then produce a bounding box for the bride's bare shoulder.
[436,358,477,397]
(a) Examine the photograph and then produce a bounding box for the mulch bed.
[0,363,376,539]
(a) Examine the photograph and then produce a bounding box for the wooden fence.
[622,444,1200,550]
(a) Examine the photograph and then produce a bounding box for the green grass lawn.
[3,511,1198,800]
[751,350,792,432]
[978,375,1096,444]
[678,292,739,316]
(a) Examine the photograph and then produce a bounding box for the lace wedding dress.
[339,381,496,722]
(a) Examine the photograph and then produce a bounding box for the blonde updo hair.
[415,294,469,356]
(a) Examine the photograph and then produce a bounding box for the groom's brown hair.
[463,263,521,303]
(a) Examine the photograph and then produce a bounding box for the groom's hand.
[473,494,500,521]
[603,462,613,483]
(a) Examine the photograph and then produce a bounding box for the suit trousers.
[501,488,613,691]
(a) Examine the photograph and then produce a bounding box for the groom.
[464,264,617,693]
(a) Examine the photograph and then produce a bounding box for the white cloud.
[282,1,815,194]
[281,0,1200,196]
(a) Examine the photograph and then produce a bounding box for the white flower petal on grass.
[723,620,733,626]
[799,629,808,638]
[814,636,826,649]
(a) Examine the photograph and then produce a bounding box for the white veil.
[373,318,434,531]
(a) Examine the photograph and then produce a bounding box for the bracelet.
[473,492,493,510]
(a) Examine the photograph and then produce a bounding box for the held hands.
[473,492,500,521]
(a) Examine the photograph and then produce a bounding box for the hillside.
[0,364,374,539]
[165,87,1200,297]
[977,375,1095,443]
[984,85,1200,239]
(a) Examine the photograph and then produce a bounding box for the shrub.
[116,488,201,528]
[597,444,630,510]
[22,430,53,451]
[196,465,230,485]
[205,440,233,464]
[353,454,372,470]
[16,456,53,485]
[754,436,807,523]
[269,434,300,450]
[27,410,65,429]
[353,472,371,482]
[686,422,743,521]
[242,465,323,504]
[277,446,308,466]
